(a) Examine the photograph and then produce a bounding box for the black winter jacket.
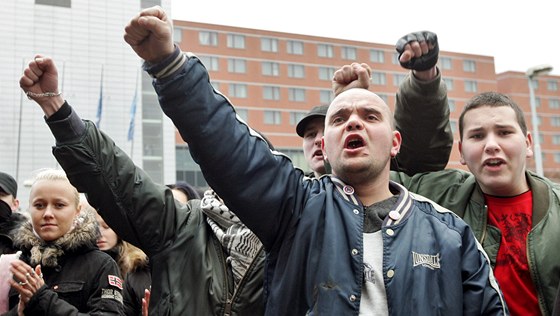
[5,210,124,315]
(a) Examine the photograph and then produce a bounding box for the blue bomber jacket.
[142,51,507,315]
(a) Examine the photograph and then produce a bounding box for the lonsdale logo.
[412,251,441,270]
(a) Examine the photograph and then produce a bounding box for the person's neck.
[347,175,393,207]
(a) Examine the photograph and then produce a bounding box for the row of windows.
[216,82,335,103]
[176,146,308,189]
[195,30,484,73]
[199,55,500,94]
[533,79,559,91]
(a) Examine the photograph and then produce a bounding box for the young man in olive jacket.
[390,91,560,316]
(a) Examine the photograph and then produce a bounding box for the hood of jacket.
[13,209,99,267]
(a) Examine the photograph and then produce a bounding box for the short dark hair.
[458,92,527,140]
[167,181,201,200]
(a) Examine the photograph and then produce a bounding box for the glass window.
[371,72,386,85]
[443,78,454,90]
[465,80,478,93]
[288,64,305,78]
[448,99,456,112]
[210,81,221,92]
[262,62,280,76]
[378,94,389,103]
[392,53,400,65]
[463,60,476,72]
[261,38,278,52]
[173,27,182,44]
[551,117,560,127]
[555,153,560,164]
[547,80,558,91]
[369,49,384,63]
[175,146,208,188]
[440,57,452,70]
[199,56,219,71]
[317,44,334,58]
[228,84,247,98]
[228,58,246,73]
[280,148,306,170]
[236,108,248,122]
[553,135,560,145]
[318,67,336,80]
[199,31,218,46]
[263,86,281,100]
[141,93,162,120]
[320,90,333,104]
[288,88,305,102]
[141,0,160,8]
[36,0,71,7]
[227,34,245,49]
[264,110,282,125]
[549,99,560,109]
[341,46,357,60]
[290,112,306,125]
[393,74,406,86]
[450,120,458,134]
[287,40,304,55]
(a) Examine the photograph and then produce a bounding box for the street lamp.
[526,64,553,177]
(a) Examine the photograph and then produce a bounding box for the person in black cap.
[296,105,329,178]
[0,171,25,256]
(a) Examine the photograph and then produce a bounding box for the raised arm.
[123,6,307,250]
[393,30,453,175]
[20,55,181,256]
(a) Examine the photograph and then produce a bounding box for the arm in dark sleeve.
[46,104,180,256]
[392,69,453,175]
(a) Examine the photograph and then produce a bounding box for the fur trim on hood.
[13,209,100,267]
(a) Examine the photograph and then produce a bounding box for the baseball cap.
[296,105,329,137]
[0,172,17,197]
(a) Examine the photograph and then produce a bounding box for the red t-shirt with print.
[486,191,540,315]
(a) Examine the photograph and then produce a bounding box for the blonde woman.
[5,169,123,315]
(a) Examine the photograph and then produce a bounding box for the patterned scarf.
[200,190,262,286]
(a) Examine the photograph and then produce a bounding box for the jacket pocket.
[52,281,85,309]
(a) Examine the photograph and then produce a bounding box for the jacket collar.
[331,177,413,226]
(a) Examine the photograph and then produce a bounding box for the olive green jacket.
[391,72,560,315]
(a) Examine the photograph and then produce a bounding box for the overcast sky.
[170,0,559,76]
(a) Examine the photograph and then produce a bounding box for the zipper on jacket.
[226,245,264,315]
[480,205,488,244]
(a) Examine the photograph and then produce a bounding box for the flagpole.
[16,58,25,181]
[95,65,104,128]
[129,68,139,159]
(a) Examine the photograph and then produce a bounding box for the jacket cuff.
[409,67,442,93]
[45,102,86,144]
[143,45,187,79]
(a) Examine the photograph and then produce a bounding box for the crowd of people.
[0,5,559,316]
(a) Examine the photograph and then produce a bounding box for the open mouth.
[483,158,505,167]
[344,135,365,149]
[312,149,323,158]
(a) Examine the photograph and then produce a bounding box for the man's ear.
[458,141,466,165]
[526,132,534,158]
[390,131,402,158]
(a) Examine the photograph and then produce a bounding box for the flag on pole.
[127,86,137,141]
[95,66,104,128]
[127,70,139,142]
